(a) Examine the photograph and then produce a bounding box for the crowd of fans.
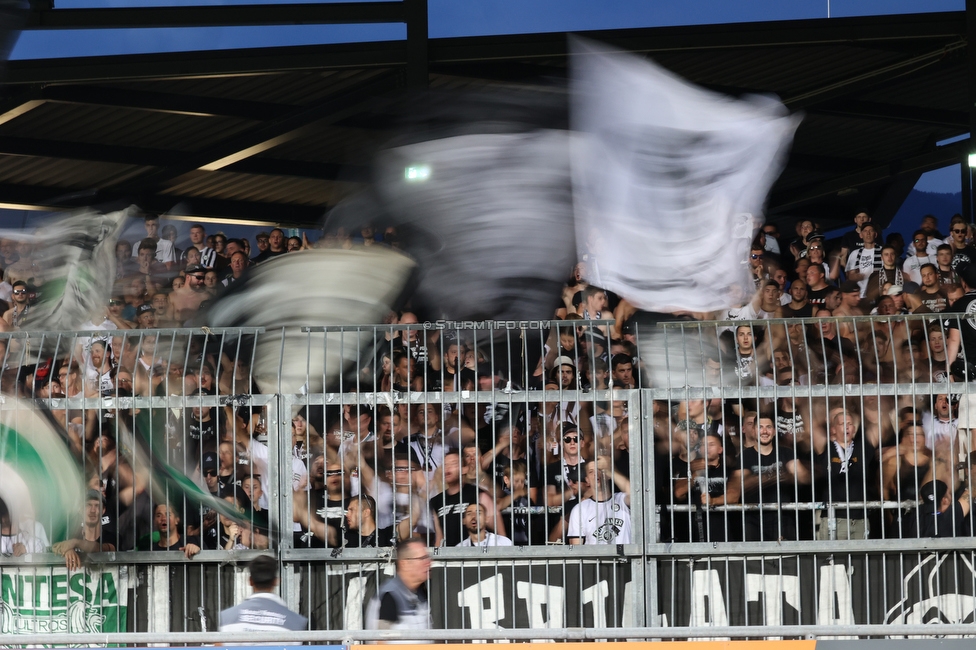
[1,210,976,565]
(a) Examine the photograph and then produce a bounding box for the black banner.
[658,552,976,629]
[430,561,633,629]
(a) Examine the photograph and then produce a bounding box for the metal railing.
[0,316,974,641]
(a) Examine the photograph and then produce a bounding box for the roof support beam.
[41,85,291,121]
[783,39,967,110]
[98,71,401,199]
[25,2,406,29]
[0,136,369,182]
[814,100,969,129]
[770,140,969,213]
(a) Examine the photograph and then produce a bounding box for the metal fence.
[0,316,975,641]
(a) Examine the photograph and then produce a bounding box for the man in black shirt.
[812,409,876,540]
[740,415,810,541]
[838,211,872,269]
[430,450,501,547]
[345,494,395,547]
[903,480,971,538]
[805,264,831,309]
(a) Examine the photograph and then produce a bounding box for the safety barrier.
[0,316,974,642]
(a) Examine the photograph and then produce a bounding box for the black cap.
[202,451,218,472]
[185,263,206,275]
[839,280,860,294]
[958,261,976,289]
[920,480,948,504]
[137,303,154,315]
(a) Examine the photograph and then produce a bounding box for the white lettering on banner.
[885,553,976,638]
[621,579,634,628]
[516,581,565,630]
[458,574,509,641]
[744,574,800,639]
[581,581,609,629]
[689,569,730,640]
[344,576,369,630]
[817,564,855,631]
[0,567,127,637]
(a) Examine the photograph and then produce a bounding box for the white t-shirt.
[133,238,176,264]
[457,532,514,547]
[846,246,880,297]
[248,439,308,509]
[902,254,933,285]
[567,492,632,544]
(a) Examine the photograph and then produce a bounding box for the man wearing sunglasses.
[2,280,29,329]
[903,228,935,285]
[170,263,209,322]
[946,215,976,271]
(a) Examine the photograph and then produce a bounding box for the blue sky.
[11,0,965,60]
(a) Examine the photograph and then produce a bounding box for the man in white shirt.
[131,215,176,269]
[457,504,513,547]
[186,223,217,268]
[845,222,881,297]
[903,229,935,285]
[567,456,632,545]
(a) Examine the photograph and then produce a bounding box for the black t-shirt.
[740,445,795,505]
[841,229,864,254]
[951,245,976,270]
[815,438,876,518]
[251,249,286,264]
[692,456,735,500]
[905,500,967,538]
[344,525,395,548]
[807,287,830,309]
[429,484,480,547]
[782,303,813,318]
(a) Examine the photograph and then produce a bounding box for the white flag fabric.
[570,39,800,312]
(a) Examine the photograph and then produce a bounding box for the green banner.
[0,566,128,634]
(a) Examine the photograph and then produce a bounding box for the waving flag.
[570,38,800,312]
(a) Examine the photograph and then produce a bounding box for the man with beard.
[739,414,810,541]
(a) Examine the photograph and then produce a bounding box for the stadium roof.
[0,5,969,230]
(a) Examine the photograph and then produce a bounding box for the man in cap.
[220,555,307,633]
[844,222,881,296]
[834,281,863,316]
[135,303,156,329]
[838,211,872,268]
[171,263,210,321]
[903,480,970,538]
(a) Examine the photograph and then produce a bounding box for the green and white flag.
[0,566,128,635]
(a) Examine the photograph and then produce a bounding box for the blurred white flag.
[571,39,800,312]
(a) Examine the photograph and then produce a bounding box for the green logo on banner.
[0,567,128,635]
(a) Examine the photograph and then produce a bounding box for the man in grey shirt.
[220,555,307,634]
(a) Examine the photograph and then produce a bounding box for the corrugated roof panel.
[99,68,395,107]
[654,45,904,97]
[0,101,256,151]
[0,155,148,189]
[163,170,355,207]
[265,124,388,165]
